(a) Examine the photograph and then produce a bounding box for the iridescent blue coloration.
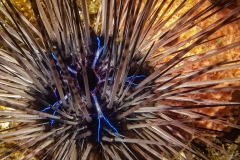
[41,105,55,128]
[67,66,77,75]
[98,117,101,142]
[92,93,119,142]
[51,52,57,60]
[127,75,146,80]
[52,52,76,75]
[50,101,62,127]
[107,75,146,86]
[51,52,62,74]
[50,105,59,128]
[92,37,104,68]
[97,37,100,49]
[102,116,119,134]
[53,91,58,98]
[126,75,146,86]
[41,106,50,112]
[41,96,67,128]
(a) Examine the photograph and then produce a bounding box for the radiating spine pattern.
[0,0,240,159]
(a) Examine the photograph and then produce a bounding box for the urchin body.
[0,0,240,159]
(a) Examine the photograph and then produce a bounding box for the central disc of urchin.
[69,33,155,143]
[77,66,99,91]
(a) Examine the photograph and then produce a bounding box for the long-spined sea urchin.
[0,0,240,159]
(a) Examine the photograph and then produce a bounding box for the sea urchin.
[0,0,240,159]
